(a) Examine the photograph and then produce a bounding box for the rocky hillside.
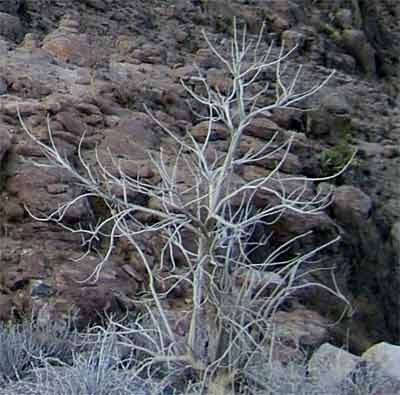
[0,0,399,359]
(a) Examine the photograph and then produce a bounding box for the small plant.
[318,139,357,177]
[318,21,342,42]
[20,18,352,394]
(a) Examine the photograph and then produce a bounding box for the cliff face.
[0,0,399,350]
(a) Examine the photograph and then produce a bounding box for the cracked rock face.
[0,0,398,351]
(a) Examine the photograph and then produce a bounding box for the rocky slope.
[0,0,399,357]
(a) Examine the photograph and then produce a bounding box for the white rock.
[362,342,400,380]
[308,343,360,386]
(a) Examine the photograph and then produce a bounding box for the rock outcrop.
[0,0,398,360]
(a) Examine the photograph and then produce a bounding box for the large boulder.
[268,308,329,363]
[341,29,377,75]
[332,186,372,227]
[308,343,361,387]
[99,112,160,161]
[42,16,94,67]
[3,249,139,329]
[362,342,400,381]
[306,92,352,141]
[6,166,92,222]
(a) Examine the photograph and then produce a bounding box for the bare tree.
[19,19,353,394]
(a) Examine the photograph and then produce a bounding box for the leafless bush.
[4,327,149,395]
[20,18,353,394]
[0,320,77,384]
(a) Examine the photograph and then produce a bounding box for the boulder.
[98,117,159,167]
[306,92,352,141]
[268,308,329,363]
[3,249,139,330]
[6,166,92,222]
[190,121,228,142]
[341,29,377,75]
[239,135,303,174]
[131,44,167,65]
[338,359,400,394]
[240,165,316,208]
[243,117,283,141]
[332,186,372,227]
[362,342,400,381]
[42,16,94,67]
[194,48,221,69]
[308,343,361,387]
[55,111,86,136]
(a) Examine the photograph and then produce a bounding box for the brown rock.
[15,139,43,158]
[115,159,155,179]
[4,101,46,116]
[332,186,372,226]
[42,17,94,67]
[270,308,329,361]
[7,250,139,329]
[58,286,122,328]
[131,44,167,65]
[306,93,352,140]
[239,135,303,174]
[52,256,138,328]
[55,111,86,136]
[159,82,192,121]
[190,121,228,142]
[75,102,101,115]
[272,210,338,253]
[206,68,231,93]
[342,29,376,75]
[244,117,282,141]
[194,48,220,69]
[99,113,160,160]
[246,305,330,366]
[240,165,315,208]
